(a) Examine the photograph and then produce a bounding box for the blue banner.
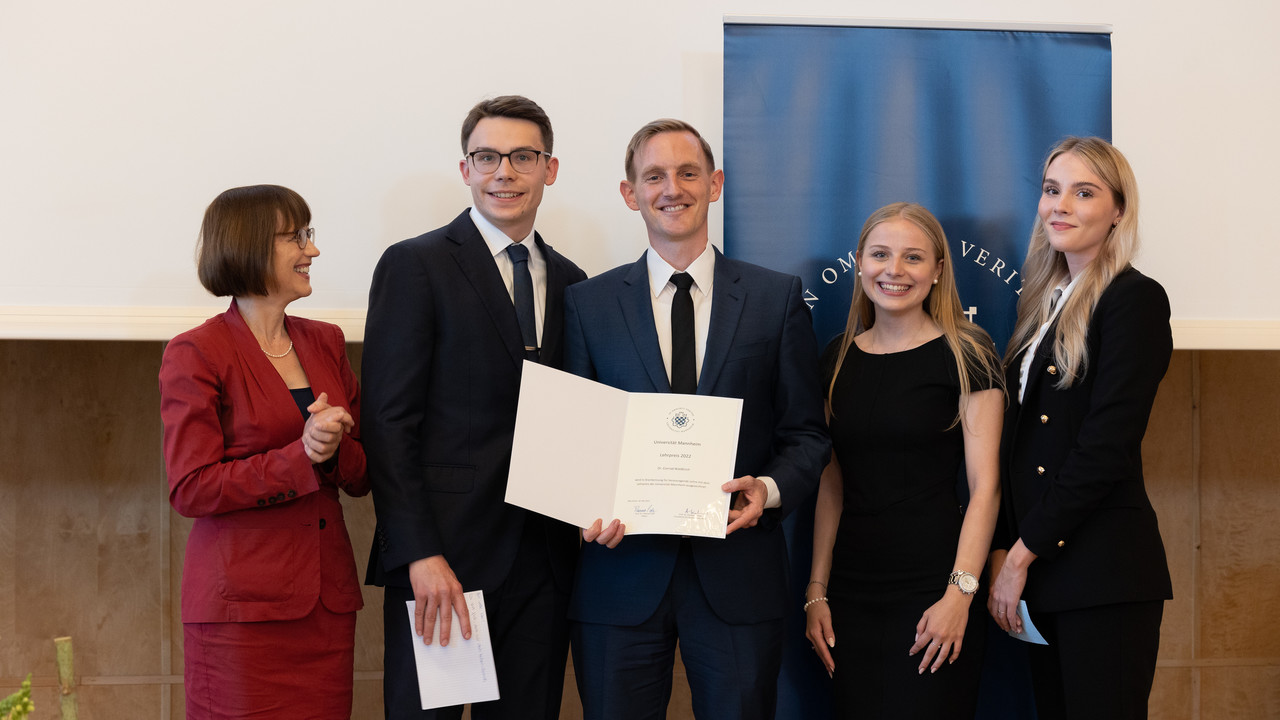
[724,22,1111,719]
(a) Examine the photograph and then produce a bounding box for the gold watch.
[948,570,979,594]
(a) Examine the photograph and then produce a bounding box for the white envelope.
[406,591,499,709]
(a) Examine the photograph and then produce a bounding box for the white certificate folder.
[406,591,499,710]
[507,361,742,539]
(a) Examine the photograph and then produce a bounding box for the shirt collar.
[1050,272,1083,321]
[469,206,537,259]
[646,244,715,298]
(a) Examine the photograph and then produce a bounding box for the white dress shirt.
[1018,274,1081,403]
[470,207,547,344]
[645,244,781,509]
[646,245,715,385]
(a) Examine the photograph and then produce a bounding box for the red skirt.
[184,601,357,720]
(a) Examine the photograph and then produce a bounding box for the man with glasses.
[563,119,829,719]
[363,95,586,719]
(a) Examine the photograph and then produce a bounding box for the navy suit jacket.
[362,210,587,594]
[563,249,830,626]
[997,268,1173,613]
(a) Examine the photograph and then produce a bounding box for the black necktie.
[670,272,696,394]
[507,243,539,362]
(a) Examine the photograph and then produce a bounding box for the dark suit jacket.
[362,210,587,593]
[563,249,830,626]
[160,300,368,623]
[998,268,1173,613]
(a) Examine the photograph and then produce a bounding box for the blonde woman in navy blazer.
[988,138,1172,720]
[160,186,368,719]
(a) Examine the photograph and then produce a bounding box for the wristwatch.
[948,570,979,595]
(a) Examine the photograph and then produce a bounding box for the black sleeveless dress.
[823,335,991,719]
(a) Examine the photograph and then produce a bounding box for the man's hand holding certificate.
[506,362,743,538]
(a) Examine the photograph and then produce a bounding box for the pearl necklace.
[261,341,293,358]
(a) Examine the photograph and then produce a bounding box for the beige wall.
[1,341,1277,719]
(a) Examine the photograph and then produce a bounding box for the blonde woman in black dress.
[805,202,1003,718]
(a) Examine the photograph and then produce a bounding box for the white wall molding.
[0,306,366,343]
[2,306,1276,350]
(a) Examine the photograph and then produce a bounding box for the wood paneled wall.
[1,342,1277,719]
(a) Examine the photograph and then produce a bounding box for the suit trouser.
[381,516,571,720]
[1027,599,1164,720]
[571,539,784,720]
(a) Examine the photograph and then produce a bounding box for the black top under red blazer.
[160,300,369,623]
[361,210,587,593]
[997,267,1174,613]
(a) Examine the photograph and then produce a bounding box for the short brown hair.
[196,185,310,297]
[460,95,554,154]
[624,119,716,182]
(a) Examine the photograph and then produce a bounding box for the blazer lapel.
[619,254,671,392]
[225,300,301,427]
[286,317,340,406]
[537,233,565,364]
[1020,317,1060,404]
[446,214,525,370]
[699,249,744,395]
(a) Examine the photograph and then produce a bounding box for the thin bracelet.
[803,596,828,612]
[807,580,828,592]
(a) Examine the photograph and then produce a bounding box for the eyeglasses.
[278,227,315,249]
[466,149,550,174]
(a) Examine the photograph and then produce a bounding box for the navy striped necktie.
[507,243,539,361]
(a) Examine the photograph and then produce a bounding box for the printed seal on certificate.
[666,407,694,432]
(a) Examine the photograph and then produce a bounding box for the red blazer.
[160,300,369,623]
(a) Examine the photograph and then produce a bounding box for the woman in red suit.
[160,185,369,719]
[988,138,1173,720]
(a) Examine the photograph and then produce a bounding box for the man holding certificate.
[563,119,830,720]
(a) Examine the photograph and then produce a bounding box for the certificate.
[506,361,743,538]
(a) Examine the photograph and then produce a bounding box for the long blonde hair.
[828,202,1003,426]
[1004,137,1140,387]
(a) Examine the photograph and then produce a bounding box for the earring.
[933,279,938,285]
[857,271,862,276]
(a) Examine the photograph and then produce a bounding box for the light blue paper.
[1009,600,1049,645]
